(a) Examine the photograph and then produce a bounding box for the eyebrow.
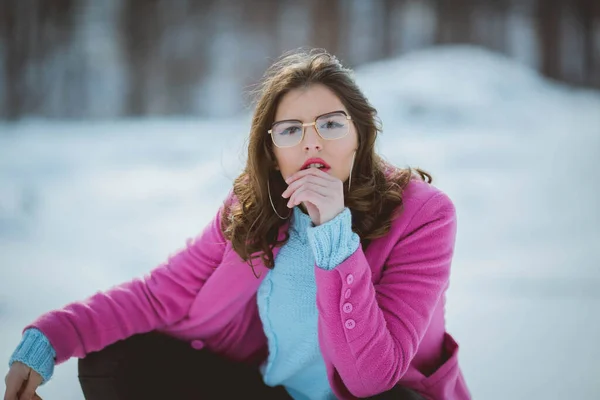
[272,110,348,125]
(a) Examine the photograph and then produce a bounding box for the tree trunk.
[1,0,27,120]
[576,0,600,88]
[535,0,562,81]
[435,0,474,44]
[310,0,340,55]
[381,0,396,57]
[121,0,161,116]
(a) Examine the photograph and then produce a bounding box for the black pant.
[78,332,425,400]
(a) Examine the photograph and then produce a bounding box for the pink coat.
[27,179,470,399]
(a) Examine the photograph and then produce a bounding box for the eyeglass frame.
[267,110,352,148]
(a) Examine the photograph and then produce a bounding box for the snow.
[1,45,599,399]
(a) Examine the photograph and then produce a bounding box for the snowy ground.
[1,46,599,399]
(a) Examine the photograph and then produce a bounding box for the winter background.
[1,1,600,399]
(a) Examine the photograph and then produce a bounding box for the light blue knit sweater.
[10,207,360,397]
[257,206,360,400]
[9,328,56,383]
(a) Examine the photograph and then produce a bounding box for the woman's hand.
[282,168,345,226]
[4,361,43,400]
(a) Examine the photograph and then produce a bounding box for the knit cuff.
[9,328,56,384]
[307,207,360,271]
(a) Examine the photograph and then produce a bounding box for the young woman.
[4,49,471,400]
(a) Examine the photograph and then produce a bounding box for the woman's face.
[271,84,358,184]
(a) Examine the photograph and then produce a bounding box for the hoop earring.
[348,150,357,191]
[267,179,291,220]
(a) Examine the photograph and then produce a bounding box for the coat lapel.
[188,221,290,324]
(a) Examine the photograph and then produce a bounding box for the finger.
[4,367,26,400]
[19,372,42,400]
[286,167,336,184]
[288,185,328,208]
[287,167,335,184]
[282,174,331,198]
[287,183,333,208]
[282,175,332,200]
[287,185,309,208]
[290,190,327,209]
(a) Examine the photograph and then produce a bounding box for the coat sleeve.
[314,192,457,397]
[25,201,230,365]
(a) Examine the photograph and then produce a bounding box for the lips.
[300,158,331,172]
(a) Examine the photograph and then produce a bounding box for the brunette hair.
[222,48,430,274]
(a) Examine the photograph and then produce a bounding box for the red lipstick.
[300,158,331,172]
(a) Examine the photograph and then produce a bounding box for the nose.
[302,125,322,152]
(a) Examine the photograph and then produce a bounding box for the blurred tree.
[1,0,598,120]
[479,0,510,53]
[309,0,341,56]
[535,0,562,82]
[241,0,280,72]
[576,0,600,87]
[381,0,403,57]
[435,0,475,44]
[121,0,162,116]
[381,0,393,57]
[1,0,28,120]
[1,0,75,120]
[160,0,215,115]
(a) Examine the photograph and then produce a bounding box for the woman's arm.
[23,202,229,365]
[312,192,456,397]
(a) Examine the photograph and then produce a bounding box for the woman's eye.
[321,120,343,129]
[282,126,301,135]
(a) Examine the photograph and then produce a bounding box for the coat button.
[344,289,351,299]
[191,340,205,350]
[345,319,356,329]
[346,274,354,285]
[342,303,353,313]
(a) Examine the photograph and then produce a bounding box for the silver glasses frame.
[268,110,352,148]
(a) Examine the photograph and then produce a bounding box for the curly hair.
[221,48,431,275]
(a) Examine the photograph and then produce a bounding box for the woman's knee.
[77,343,126,400]
[78,336,135,378]
[78,334,163,399]
[79,332,170,376]
[77,333,166,380]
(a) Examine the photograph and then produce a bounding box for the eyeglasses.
[268,110,352,148]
